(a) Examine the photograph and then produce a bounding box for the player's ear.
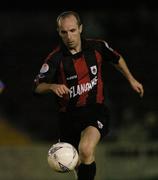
[79,24,83,33]
[56,27,59,33]
[57,27,61,37]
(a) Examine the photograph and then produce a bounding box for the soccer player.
[33,11,144,180]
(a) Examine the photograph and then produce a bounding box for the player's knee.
[79,143,94,161]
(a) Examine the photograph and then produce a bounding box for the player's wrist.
[49,84,57,92]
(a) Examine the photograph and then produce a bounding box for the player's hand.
[130,79,144,98]
[50,84,70,98]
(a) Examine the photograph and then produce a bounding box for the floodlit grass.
[0,142,158,180]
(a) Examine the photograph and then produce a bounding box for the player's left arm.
[98,40,144,97]
[114,56,144,98]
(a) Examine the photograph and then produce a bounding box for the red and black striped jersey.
[34,38,120,111]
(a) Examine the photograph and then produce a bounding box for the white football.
[47,142,79,172]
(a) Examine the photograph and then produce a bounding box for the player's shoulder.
[85,38,108,49]
[45,45,62,62]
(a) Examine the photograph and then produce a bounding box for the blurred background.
[0,1,158,179]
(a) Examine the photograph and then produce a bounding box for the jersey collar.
[60,38,90,56]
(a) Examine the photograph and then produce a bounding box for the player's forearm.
[35,82,54,94]
[114,56,135,83]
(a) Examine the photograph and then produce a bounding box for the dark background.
[0,1,158,142]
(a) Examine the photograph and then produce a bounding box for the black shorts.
[58,104,110,149]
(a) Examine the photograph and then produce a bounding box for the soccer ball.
[47,142,79,172]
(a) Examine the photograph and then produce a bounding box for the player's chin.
[67,43,75,48]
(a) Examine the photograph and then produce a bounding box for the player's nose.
[67,32,72,40]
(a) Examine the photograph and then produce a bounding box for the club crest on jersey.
[40,63,49,73]
[90,65,97,75]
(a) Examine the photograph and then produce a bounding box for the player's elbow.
[32,80,42,95]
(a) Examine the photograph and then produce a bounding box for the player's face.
[58,15,82,50]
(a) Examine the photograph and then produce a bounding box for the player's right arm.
[35,83,70,98]
[33,50,70,98]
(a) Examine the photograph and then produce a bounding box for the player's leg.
[77,126,101,180]
[58,112,80,148]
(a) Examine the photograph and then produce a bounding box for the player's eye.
[70,29,76,32]
[61,30,67,34]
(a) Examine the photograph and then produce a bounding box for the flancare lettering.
[69,76,98,98]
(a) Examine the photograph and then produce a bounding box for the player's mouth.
[67,41,74,45]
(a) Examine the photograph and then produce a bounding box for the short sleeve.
[99,40,121,64]
[33,51,61,88]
